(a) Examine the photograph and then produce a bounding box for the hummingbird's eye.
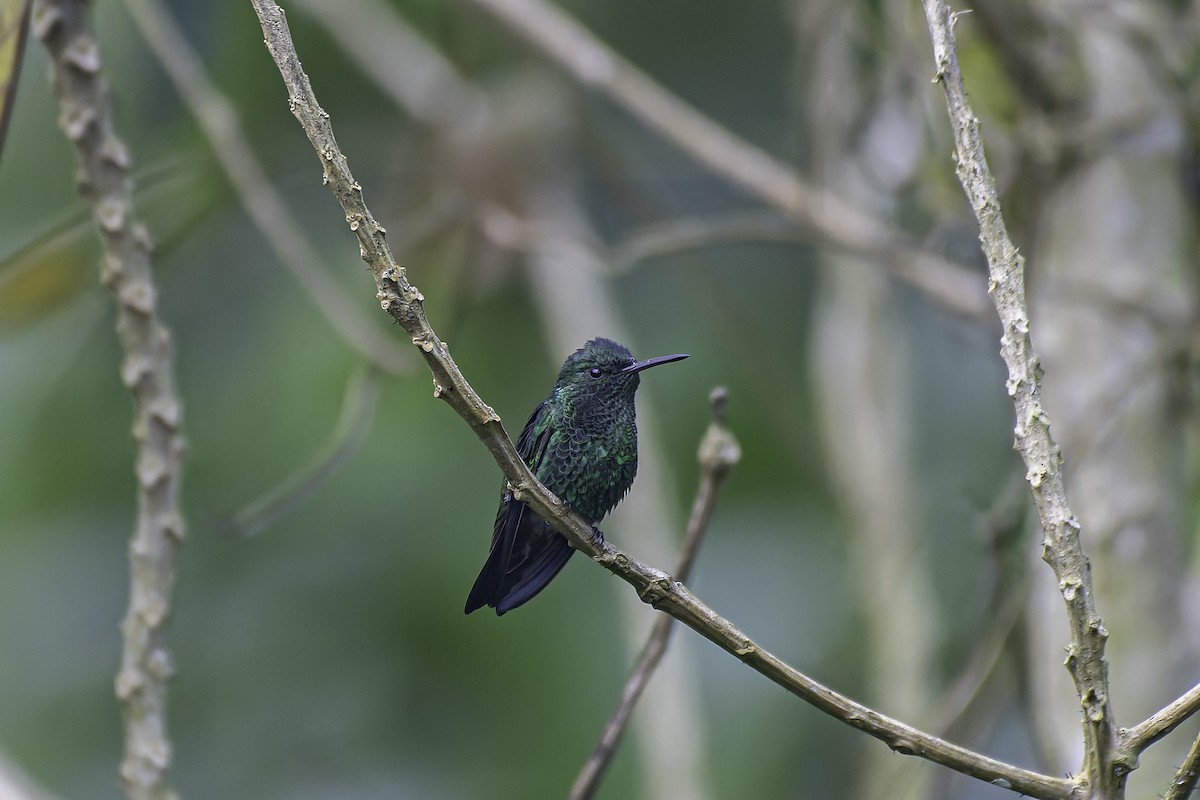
[588,367,603,379]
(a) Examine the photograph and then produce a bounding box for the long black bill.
[621,353,689,374]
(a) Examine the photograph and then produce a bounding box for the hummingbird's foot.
[590,526,605,545]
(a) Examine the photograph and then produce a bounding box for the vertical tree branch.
[32,2,185,798]
[920,2,1125,795]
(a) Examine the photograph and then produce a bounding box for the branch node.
[114,668,142,701]
[31,4,62,39]
[146,646,175,682]
[636,573,673,606]
[64,36,99,73]
[1082,688,1108,722]
[96,196,126,232]
[1059,576,1083,602]
[732,641,756,658]
[60,102,95,140]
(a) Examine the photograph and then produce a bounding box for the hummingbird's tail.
[464,502,575,615]
[493,535,574,614]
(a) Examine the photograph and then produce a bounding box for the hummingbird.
[465,338,689,615]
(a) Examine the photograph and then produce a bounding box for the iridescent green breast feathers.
[465,338,688,616]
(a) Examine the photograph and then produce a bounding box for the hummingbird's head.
[554,338,688,410]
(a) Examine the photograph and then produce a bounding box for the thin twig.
[226,364,382,537]
[248,3,1076,796]
[121,0,412,374]
[1122,684,1200,755]
[1162,728,1200,800]
[927,574,1024,739]
[608,211,804,273]
[464,0,988,319]
[928,472,1029,738]
[33,2,185,798]
[570,388,740,800]
[920,1,1124,795]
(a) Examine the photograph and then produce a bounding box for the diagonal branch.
[33,2,185,798]
[225,364,382,537]
[248,2,1075,797]
[295,0,984,323]
[570,387,740,800]
[1122,683,1200,755]
[464,0,989,319]
[920,1,1124,795]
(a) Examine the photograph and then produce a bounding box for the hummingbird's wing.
[465,400,576,615]
[491,524,573,614]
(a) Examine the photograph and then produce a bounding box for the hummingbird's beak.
[621,353,689,374]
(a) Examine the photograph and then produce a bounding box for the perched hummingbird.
[465,338,689,615]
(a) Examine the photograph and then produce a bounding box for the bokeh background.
[1,1,1197,798]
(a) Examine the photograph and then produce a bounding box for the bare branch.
[247,2,1077,796]
[1122,684,1200,755]
[920,1,1125,794]
[608,211,803,273]
[121,0,412,374]
[570,387,740,800]
[33,2,185,798]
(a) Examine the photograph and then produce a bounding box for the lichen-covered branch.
[32,2,184,798]
[570,388,740,800]
[920,2,1123,796]
[248,2,1075,796]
